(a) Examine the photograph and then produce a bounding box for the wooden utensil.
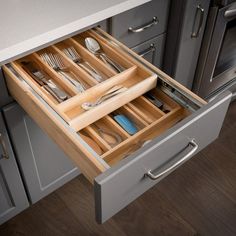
[80,133,103,155]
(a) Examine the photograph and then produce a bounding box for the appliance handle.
[224,3,236,20]
[191,5,205,38]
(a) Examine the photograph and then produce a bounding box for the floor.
[1,100,236,236]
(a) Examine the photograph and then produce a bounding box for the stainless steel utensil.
[82,85,127,110]
[63,46,104,82]
[32,70,68,102]
[85,37,124,73]
[93,124,123,147]
[40,52,86,93]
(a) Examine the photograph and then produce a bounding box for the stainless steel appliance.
[193,0,236,100]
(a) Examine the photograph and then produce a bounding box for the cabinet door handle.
[0,133,9,160]
[145,139,198,180]
[128,16,159,33]
[191,5,204,38]
[139,44,156,58]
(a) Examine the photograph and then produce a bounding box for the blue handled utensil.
[113,114,138,135]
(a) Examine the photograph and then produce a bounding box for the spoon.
[93,124,123,147]
[85,37,124,73]
[80,133,103,155]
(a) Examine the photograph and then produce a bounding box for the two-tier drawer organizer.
[3,28,231,223]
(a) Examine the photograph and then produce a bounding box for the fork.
[63,47,104,82]
[40,52,86,93]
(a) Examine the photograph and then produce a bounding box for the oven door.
[194,2,236,98]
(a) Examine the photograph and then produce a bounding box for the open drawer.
[2,28,231,223]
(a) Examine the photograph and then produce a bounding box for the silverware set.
[40,52,87,93]
[24,36,125,106]
[32,70,68,102]
[62,46,104,82]
[22,62,69,103]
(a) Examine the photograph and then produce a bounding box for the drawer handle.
[128,16,159,33]
[0,133,9,160]
[145,139,198,180]
[191,5,204,38]
[139,44,156,58]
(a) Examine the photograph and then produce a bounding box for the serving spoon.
[85,37,124,73]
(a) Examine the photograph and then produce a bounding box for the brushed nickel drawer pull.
[139,44,156,58]
[191,5,204,38]
[128,16,159,33]
[146,139,198,180]
[0,133,9,160]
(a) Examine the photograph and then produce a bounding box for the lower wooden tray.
[78,89,188,166]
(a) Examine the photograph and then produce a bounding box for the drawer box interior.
[3,28,205,183]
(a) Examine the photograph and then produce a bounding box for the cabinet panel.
[163,0,211,89]
[0,113,29,225]
[3,103,80,204]
[0,68,12,107]
[132,34,166,68]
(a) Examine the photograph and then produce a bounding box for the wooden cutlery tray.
[10,30,157,131]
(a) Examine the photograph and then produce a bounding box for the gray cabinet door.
[0,68,12,107]
[0,113,29,225]
[163,0,211,89]
[132,34,166,68]
[3,103,80,204]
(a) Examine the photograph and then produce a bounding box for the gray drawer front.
[132,34,166,68]
[94,91,231,223]
[3,103,80,204]
[111,0,170,47]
